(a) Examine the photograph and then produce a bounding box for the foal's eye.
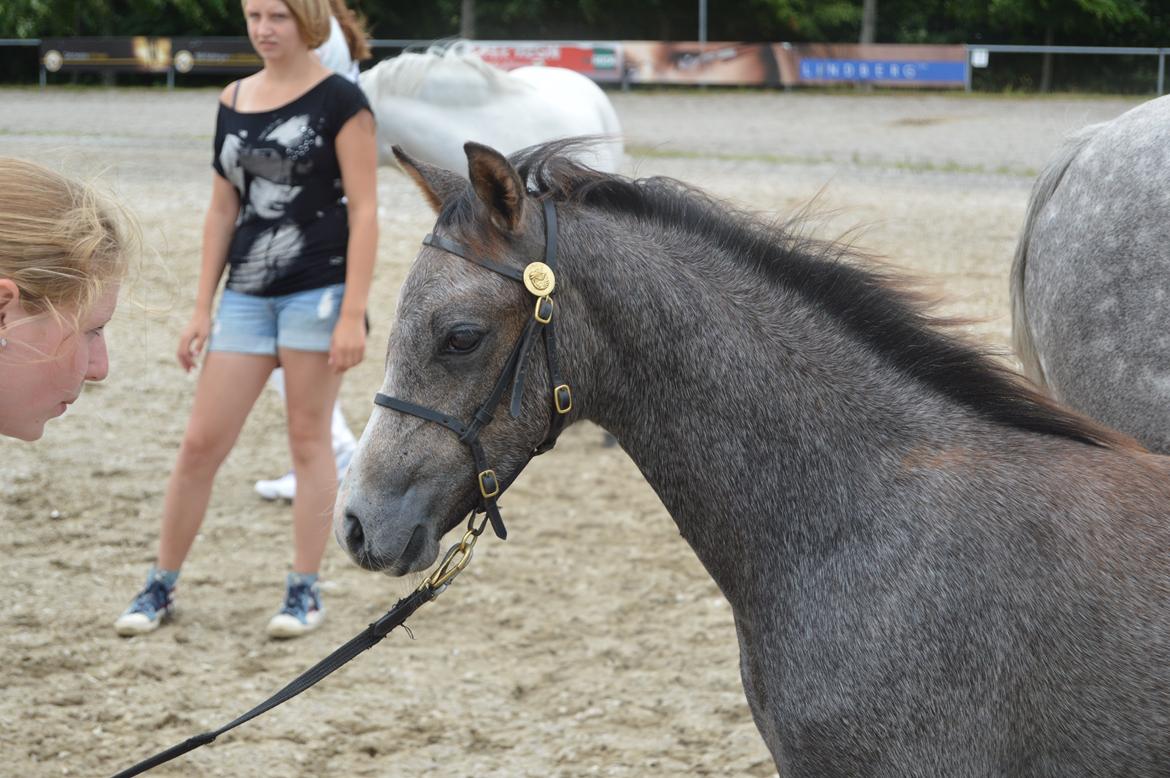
[444,327,484,354]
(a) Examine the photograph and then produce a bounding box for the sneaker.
[115,576,175,637]
[266,575,324,638]
[254,445,357,502]
[254,470,296,502]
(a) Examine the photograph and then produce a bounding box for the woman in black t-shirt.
[116,0,378,640]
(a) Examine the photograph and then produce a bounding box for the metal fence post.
[1158,49,1165,95]
[964,44,972,92]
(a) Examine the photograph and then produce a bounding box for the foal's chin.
[359,524,441,577]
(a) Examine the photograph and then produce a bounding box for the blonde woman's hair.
[243,0,332,49]
[0,157,132,321]
[329,0,371,61]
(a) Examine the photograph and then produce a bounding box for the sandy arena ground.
[0,87,1144,777]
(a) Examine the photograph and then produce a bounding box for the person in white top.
[254,0,371,502]
[315,15,361,82]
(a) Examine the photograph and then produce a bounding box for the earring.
[0,337,6,347]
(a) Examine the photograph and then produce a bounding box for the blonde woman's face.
[0,285,118,441]
[245,0,307,60]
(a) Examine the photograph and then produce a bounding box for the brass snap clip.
[422,527,480,592]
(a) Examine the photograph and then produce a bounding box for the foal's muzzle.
[338,483,440,574]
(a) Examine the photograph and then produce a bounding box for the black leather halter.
[373,198,571,541]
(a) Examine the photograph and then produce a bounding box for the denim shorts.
[208,283,344,355]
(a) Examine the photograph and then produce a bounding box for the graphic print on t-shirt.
[213,75,371,297]
[219,114,325,293]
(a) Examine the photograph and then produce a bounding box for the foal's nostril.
[343,510,365,553]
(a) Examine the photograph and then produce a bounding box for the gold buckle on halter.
[534,296,553,324]
[554,384,572,414]
[478,469,500,499]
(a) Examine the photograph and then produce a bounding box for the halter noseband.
[373,198,571,541]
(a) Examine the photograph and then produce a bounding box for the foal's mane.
[363,47,529,100]
[453,141,1134,451]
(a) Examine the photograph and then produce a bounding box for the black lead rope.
[110,586,436,778]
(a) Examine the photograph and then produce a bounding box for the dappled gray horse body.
[340,141,1170,775]
[1012,94,1170,452]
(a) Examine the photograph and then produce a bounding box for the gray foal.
[342,140,1170,776]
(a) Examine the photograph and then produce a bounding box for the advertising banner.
[462,41,622,83]
[776,43,966,87]
[620,41,965,88]
[170,37,262,74]
[621,42,782,86]
[35,37,965,90]
[40,37,171,74]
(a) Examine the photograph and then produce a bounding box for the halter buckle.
[554,384,573,414]
[478,469,500,499]
[534,296,554,324]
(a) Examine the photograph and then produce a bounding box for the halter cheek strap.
[373,198,571,540]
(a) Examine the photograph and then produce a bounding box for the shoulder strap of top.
[231,80,241,110]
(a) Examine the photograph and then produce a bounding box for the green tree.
[4,0,1167,51]
[0,0,236,37]
[988,0,1148,89]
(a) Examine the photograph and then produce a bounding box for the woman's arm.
[178,173,239,372]
[330,108,378,372]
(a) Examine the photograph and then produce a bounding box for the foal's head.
[336,143,563,574]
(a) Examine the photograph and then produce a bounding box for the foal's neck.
[560,215,942,600]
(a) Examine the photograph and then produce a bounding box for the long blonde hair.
[0,157,132,321]
[243,0,332,49]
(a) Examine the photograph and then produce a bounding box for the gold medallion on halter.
[523,262,556,297]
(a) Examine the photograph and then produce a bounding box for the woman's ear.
[0,279,21,328]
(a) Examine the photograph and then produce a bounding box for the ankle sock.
[287,571,318,588]
[148,566,179,590]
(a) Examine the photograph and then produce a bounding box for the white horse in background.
[359,47,623,175]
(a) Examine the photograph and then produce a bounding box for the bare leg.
[157,352,277,569]
[268,367,356,461]
[279,348,344,573]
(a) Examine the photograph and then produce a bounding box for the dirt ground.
[0,87,1143,777]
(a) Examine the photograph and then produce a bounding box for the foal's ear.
[465,142,526,232]
[392,146,465,213]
